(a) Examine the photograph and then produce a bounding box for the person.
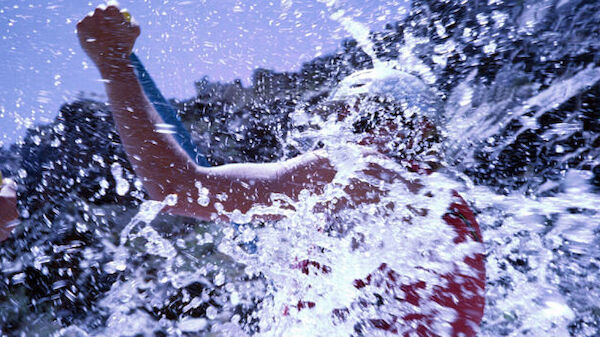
[76,5,486,336]
[0,174,19,243]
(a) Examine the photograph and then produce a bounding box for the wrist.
[98,57,134,80]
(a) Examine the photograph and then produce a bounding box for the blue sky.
[0,0,409,147]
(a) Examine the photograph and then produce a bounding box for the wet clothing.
[284,166,485,337]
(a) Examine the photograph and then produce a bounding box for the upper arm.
[163,151,337,221]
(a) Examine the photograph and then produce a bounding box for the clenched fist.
[77,5,140,78]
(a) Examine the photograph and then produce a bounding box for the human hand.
[77,5,140,76]
[0,178,19,242]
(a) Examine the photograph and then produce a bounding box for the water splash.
[444,66,600,166]
[3,1,598,336]
[466,172,597,336]
[104,194,177,274]
[317,0,381,69]
[214,107,484,335]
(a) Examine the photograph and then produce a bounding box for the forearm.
[100,61,196,200]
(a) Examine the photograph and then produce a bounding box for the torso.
[273,158,486,336]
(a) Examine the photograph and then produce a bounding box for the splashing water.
[2,1,599,337]
[103,194,177,275]
[318,0,382,69]
[465,176,595,336]
[98,5,598,335]
[95,65,487,336]
[219,153,481,336]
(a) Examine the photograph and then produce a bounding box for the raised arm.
[77,7,196,200]
[76,6,337,221]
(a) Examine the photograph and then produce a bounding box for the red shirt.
[284,166,485,337]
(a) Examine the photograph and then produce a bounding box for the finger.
[76,15,91,30]
[105,5,121,18]
[102,6,129,27]
[94,7,105,18]
[78,9,97,30]
[91,8,106,27]
[131,24,141,38]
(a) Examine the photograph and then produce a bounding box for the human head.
[323,67,443,162]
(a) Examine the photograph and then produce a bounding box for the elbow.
[157,188,216,222]
[137,174,216,221]
[140,175,181,202]
[161,201,220,223]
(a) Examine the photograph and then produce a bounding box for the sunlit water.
[91,115,483,337]
[91,20,595,337]
[84,89,597,337]
[2,1,599,337]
